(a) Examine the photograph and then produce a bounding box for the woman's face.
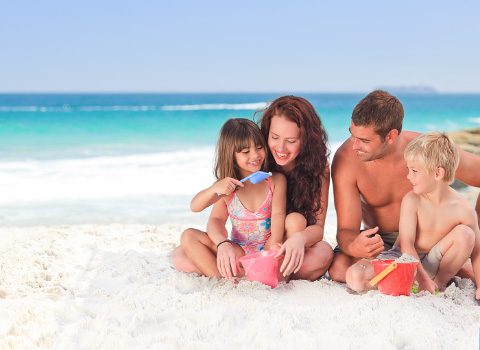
[268,115,302,172]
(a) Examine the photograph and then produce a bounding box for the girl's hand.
[475,287,480,301]
[275,233,307,277]
[212,177,243,196]
[216,242,239,278]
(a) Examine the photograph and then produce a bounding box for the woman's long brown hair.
[259,96,329,225]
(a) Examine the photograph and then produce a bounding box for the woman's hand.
[475,287,480,301]
[216,242,239,278]
[212,177,243,196]
[275,232,307,277]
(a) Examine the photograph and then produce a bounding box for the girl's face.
[234,140,266,178]
[268,115,301,172]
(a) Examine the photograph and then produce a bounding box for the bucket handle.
[369,261,398,287]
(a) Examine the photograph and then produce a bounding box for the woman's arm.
[299,164,330,246]
[264,172,287,250]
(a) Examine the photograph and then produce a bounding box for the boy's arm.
[399,193,437,292]
[190,177,243,212]
[264,173,287,250]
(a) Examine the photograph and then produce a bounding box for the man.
[328,90,480,282]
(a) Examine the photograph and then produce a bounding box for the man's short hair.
[404,132,459,183]
[352,90,404,139]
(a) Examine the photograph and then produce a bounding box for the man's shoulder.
[332,139,356,165]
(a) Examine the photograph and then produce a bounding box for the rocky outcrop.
[448,128,480,156]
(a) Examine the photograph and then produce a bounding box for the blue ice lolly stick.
[240,171,272,184]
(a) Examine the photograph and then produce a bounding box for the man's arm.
[455,148,480,188]
[332,146,383,258]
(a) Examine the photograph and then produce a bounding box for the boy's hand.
[417,274,438,294]
[212,177,243,196]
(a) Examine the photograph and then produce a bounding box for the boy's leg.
[432,224,475,290]
[345,259,375,293]
[285,213,334,281]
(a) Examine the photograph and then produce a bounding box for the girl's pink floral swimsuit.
[227,178,272,254]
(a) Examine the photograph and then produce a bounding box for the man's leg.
[328,251,359,283]
[345,259,375,293]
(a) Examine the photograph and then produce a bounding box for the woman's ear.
[434,167,446,181]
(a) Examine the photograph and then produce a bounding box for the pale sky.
[1,0,479,92]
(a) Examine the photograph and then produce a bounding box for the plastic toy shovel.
[369,261,397,287]
[240,171,272,184]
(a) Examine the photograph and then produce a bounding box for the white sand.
[1,224,479,349]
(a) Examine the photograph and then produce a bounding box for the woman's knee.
[285,212,307,237]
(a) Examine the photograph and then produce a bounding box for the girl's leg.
[180,228,221,277]
[285,212,334,281]
[171,246,201,274]
[433,224,475,290]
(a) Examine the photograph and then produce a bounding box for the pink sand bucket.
[371,259,418,296]
[239,250,279,288]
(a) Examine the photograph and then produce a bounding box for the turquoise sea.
[1,93,479,227]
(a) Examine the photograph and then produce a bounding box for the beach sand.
[1,223,479,349]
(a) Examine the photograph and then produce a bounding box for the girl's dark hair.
[214,118,267,180]
[259,96,329,225]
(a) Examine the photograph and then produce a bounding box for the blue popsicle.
[240,171,273,184]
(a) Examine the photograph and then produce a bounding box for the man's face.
[349,122,388,161]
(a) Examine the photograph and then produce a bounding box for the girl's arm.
[264,172,287,250]
[206,198,240,278]
[191,177,243,212]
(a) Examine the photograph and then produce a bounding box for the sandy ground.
[1,223,479,350]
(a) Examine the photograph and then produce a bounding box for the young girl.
[172,118,286,278]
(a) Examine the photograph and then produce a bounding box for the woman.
[259,95,333,280]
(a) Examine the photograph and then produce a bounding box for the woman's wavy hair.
[214,118,267,180]
[258,96,329,225]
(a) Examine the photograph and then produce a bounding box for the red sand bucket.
[371,259,418,296]
[239,250,279,288]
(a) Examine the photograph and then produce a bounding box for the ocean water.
[1,93,479,228]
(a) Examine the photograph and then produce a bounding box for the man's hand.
[350,227,384,259]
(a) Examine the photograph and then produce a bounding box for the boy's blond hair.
[404,132,459,183]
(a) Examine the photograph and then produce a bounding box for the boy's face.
[406,158,437,194]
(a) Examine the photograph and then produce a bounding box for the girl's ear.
[435,167,445,180]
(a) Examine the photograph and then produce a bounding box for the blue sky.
[1,1,479,93]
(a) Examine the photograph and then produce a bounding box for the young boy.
[400,132,479,299]
[346,132,480,299]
